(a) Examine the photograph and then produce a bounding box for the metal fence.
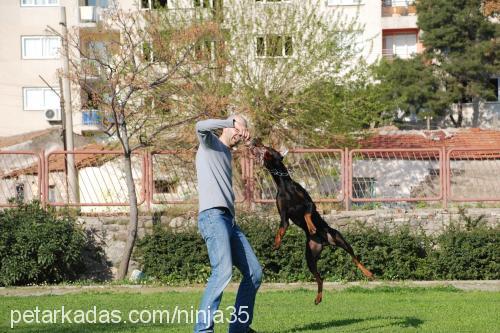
[349,148,443,203]
[45,150,146,207]
[0,147,499,211]
[251,149,344,203]
[0,151,42,207]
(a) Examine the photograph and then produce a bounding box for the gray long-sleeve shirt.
[195,116,236,217]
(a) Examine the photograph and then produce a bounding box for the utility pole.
[60,6,79,205]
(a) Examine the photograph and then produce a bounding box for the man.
[194,115,262,333]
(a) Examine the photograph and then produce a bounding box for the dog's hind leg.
[326,227,374,280]
[305,239,324,305]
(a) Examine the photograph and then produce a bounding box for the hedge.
[135,214,499,283]
[0,202,108,286]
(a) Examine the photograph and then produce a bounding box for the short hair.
[233,114,248,128]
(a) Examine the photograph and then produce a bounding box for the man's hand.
[234,118,250,142]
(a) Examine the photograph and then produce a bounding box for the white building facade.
[0,0,446,137]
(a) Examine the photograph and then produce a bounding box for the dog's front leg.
[274,208,289,250]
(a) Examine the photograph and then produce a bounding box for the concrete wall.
[443,102,500,129]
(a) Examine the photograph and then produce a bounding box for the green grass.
[1,287,499,332]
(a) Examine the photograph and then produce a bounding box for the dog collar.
[269,169,293,177]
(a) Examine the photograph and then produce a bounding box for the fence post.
[247,151,254,209]
[344,147,350,211]
[244,151,250,209]
[40,150,46,208]
[442,146,448,210]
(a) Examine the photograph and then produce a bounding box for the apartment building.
[0,0,444,137]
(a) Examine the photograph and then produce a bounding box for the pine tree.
[417,0,499,127]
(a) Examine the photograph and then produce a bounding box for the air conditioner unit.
[44,108,61,122]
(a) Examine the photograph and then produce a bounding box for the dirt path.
[0,280,498,297]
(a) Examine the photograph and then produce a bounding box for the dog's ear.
[279,148,289,160]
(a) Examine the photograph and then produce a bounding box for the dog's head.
[247,138,288,171]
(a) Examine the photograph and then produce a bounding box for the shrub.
[0,201,104,286]
[135,214,499,283]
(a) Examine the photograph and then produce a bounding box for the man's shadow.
[266,316,423,332]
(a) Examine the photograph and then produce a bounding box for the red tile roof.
[360,127,500,149]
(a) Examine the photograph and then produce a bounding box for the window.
[48,185,56,203]
[256,35,293,57]
[383,33,417,59]
[21,0,59,6]
[15,183,25,202]
[141,0,167,9]
[87,40,109,60]
[327,0,364,5]
[352,177,376,198]
[80,0,109,7]
[194,0,211,8]
[154,180,177,194]
[23,87,60,111]
[22,36,60,59]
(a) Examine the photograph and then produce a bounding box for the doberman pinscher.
[249,139,374,305]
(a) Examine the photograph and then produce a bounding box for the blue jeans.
[194,207,263,333]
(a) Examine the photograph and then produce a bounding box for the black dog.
[249,139,374,304]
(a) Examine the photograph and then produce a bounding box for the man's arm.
[196,116,235,148]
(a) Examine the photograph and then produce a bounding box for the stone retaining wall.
[80,208,500,277]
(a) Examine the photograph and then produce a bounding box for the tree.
[61,4,224,279]
[417,0,500,127]
[371,55,449,127]
[288,71,393,146]
[222,0,372,145]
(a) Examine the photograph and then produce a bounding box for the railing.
[382,0,416,7]
[382,1,417,17]
[0,147,499,211]
[447,149,500,203]
[82,110,103,126]
[45,150,146,207]
[349,149,443,205]
[382,48,416,60]
[148,150,247,205]
[0,152,42,207]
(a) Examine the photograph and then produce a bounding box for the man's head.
[220,115,249,148]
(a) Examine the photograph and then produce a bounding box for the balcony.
[79,110,104,134]
[382,0,417,16]
[382,48,416,60]
[382,0,417,29]
[382,7,417,29]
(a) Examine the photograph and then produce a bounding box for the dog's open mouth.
[248,146,264,165]
[247,138,266,165]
